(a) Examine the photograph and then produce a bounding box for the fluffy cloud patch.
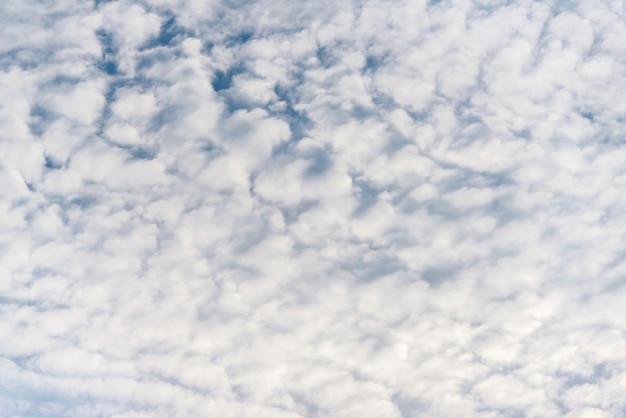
[1,0,626,417]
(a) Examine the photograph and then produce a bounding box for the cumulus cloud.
[1,0,626,416]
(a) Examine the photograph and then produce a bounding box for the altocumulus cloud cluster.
[1,0,626,416]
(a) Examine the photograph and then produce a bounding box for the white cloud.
[1,0,626,416]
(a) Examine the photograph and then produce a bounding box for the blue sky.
[1,0,626,416]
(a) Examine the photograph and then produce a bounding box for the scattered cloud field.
[1,0,626,416]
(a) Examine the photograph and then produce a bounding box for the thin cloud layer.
[1,0,626,417]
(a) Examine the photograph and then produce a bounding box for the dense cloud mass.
[1,0,626,416]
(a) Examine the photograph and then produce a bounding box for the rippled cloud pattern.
[1,0,626,417]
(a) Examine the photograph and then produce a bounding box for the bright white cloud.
[1,0,626,416]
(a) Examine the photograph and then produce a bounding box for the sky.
[1,0,626,417]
